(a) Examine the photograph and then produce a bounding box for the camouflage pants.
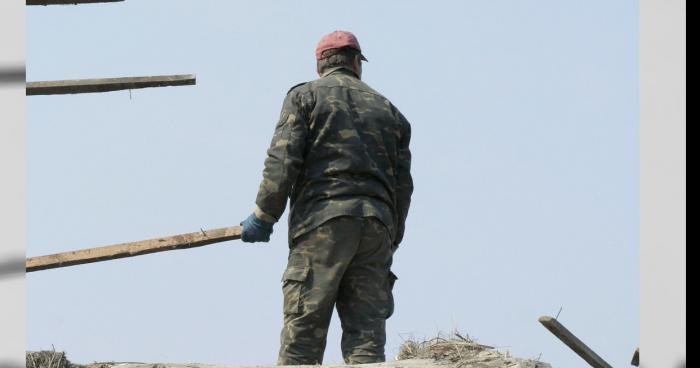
[277,216,397,365]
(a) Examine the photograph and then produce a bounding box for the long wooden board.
[26,226,242,272]
[26,74,196,95]
[27,0,123,5]
[538,316,613,368]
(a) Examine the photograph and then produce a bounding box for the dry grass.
[396,331,548,368]
[26,349,73,368]
[398,332,495,364]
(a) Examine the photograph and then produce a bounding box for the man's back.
[284,67,411,240]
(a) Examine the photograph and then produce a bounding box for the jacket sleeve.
[393,111,414,246]
[254,90,309,222]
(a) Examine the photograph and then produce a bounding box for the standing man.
[240,30,413,365]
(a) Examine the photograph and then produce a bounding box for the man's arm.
[254,89,309,223]
[393,112,414,247]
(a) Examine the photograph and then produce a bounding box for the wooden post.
[26,74,196,95]
[26,226,242,272]
[538,316,613,368]
[27,0,124,5]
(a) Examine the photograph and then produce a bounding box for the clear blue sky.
[27,1,639,367]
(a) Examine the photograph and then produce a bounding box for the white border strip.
[0,0,27,366]
[640,0,686,367]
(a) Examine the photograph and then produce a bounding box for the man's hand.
[240,213,274,243]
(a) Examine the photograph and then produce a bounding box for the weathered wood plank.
[538,316,613,368]
[26,74,196,95]
[27,0,123,5]
[631,348,639,366]
[26,226,242,272]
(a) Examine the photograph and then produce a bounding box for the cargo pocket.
[386,270,398,319]
[281,267,309,315]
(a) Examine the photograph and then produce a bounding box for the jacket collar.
[321,66,359,79]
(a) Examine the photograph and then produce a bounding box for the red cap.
[315,30,368,61]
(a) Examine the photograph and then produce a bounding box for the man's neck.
[322,66,360,79]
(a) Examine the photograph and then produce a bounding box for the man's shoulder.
[287,81,309,95]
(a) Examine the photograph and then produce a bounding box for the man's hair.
[317,47,361,75]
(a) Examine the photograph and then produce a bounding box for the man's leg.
[278,217,363,365]
[336,217,395,364]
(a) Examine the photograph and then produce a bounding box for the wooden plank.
[26,226,242,272]
[27,0,123,5]
[538,316,613,368]
[26,74,196,95]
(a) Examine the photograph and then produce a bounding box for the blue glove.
[240,213,274,243]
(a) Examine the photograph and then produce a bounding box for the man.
[240,30,413,365]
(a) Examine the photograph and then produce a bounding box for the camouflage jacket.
[254,67,413,244]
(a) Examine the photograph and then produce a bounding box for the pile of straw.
[398,332,494,363]
[26,350,73,368]
[397,332,546,368]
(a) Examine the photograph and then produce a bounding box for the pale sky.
[27,1,639,367]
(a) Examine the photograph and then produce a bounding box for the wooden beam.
[538,316,613,368]
[26,226,242,272]
[27,0,123,5]
[26,74,196,96]
[631,348,639,366]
